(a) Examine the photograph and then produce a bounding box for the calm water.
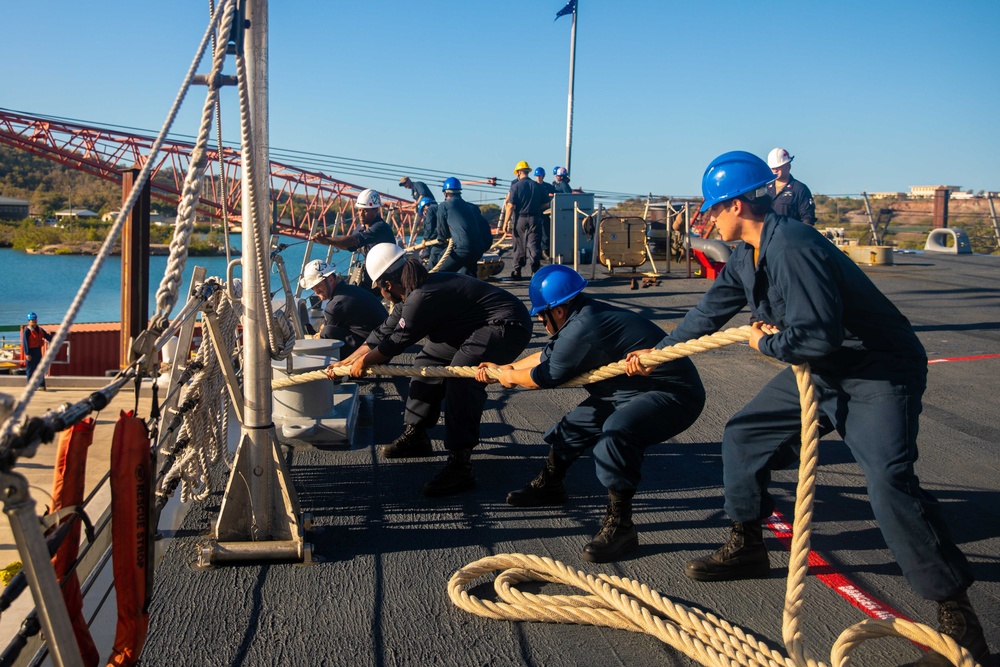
[0,234,351,328]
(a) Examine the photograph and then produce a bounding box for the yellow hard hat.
[513,160,531,174]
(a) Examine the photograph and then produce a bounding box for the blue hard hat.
[533,167,545,178]
[27,312,37,321]
[417,197,433,214]
[442,177,462,192]
[699,151,776,213]
[553,166,568,177]
[528,265,588,316]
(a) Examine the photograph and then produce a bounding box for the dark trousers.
[545,388,704,494]
[427,245,443,270]
[722,366,973,601]
[404,324,531,451]
[513,215,541,272]
[435,251,479,276]
[25,348,45,388]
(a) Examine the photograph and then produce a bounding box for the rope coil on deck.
[447,363,982,667]
[271,325,755,390]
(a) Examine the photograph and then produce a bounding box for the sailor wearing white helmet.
[765,147,816,225]
[311,188,397,290]
[298,259,387,356]
[328,243,532,498]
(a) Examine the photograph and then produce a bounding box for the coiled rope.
[157,284,243,503]
[271,325,753,390]
[446,363,981,667]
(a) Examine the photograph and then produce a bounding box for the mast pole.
[564,1,578,174]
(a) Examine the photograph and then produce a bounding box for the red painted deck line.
[928,353,1000,364]
[765,510,914,623]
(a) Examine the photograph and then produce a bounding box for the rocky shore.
[25,242,234,256]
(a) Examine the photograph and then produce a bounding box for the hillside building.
[0,196,30,220]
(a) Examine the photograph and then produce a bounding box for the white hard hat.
[365,243,406,288]
[356,188,382,209]
[298,259,336,290]
[767,148,793,169]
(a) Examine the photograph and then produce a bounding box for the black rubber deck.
[142,253,1000,666]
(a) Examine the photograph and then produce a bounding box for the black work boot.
[913,592,991,666]
[581,491,639,563]
[685,521,770,582]
[423,450,475,497]
[381,425,433,459]
[506,452,569,507]
[510,269,523,281]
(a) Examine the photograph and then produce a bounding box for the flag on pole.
[555,0,576,21]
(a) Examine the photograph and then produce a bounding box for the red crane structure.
[0,109,420,242]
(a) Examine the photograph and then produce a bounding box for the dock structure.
[90,254,1000,664]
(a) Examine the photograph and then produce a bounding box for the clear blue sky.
[2,1,997,202]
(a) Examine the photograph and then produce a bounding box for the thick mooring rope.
[446,362,981,667]
[151,0,237,333]
[271,325,754,390]
[428,239,455,273]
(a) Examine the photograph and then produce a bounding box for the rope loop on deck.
[447,362,983,667]
[271,325,754,390]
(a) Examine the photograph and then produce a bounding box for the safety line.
[928,353,1000,364]
[766,510,913,624]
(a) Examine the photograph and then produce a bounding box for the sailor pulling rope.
[446,363,984,667]
[271,325,753,390]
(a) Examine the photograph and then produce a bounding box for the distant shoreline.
[23,242,236,256]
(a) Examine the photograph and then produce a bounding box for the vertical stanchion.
[120,168,151,369]
[209,0,308,565]
[987,194,1000,253]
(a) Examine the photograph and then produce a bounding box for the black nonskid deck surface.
[143,254,1000,666]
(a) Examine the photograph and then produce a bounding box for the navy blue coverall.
[420,202,442,268]
[366,273,532,452]
[655,212,973,601]
[407,181,435,203]
[436,195,491,275]
[320,280,388,357]
[533,295,705,493]
[535,179,556,257]
[767,177,816,225]
[344,218,397,291]
[508,178,545,273]
[553,179,573,194]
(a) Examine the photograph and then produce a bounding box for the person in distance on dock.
[625,151,991,665]
[475,265,705,563]
[506,160,545,280]
[311,188,397,292]
[326,243,532,498]
[399,176,436,203]
[298,260,388,357]
[434,177,492,275]
[766,147,817,226]
[21,312,53,390]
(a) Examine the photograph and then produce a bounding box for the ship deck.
[141,252,1000,666]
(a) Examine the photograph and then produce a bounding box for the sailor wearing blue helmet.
[625,150,990,665]
[477,264,705,563]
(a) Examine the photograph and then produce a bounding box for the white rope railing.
[0,0,238,443]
